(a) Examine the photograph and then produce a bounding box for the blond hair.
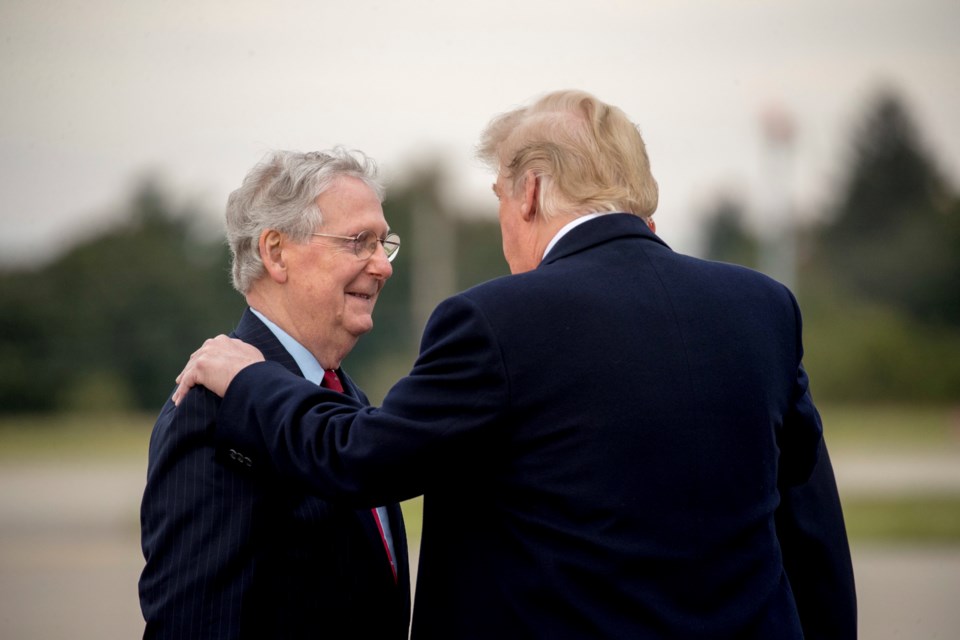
[478,90,658,220]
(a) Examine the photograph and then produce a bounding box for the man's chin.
[346,317,375,338]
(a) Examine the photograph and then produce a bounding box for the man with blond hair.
[173,92,855,639]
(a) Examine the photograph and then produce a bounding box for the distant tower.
[758,105,797,291]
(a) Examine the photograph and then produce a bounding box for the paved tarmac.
[1,451,958,639]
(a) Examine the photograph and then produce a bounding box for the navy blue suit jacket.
[140,309,410,639]
[215,215,855,639]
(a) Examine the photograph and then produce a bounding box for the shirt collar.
[249,307,327,386]
[542,212,610,261]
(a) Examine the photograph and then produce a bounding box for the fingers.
[186,335,230,360]
[172,377,184,405]
[172,349,210,405]
[187,334,230,360]
[171,335,265,406]
[175,335,229,390]
[172,366,195,406]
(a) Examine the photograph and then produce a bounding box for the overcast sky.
[1,0,958,265]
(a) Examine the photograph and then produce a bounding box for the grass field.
[1,403,955,456]
[1,404,958,544]
[818,404,960,451]
[0,412,153,460]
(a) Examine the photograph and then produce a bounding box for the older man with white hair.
[140,148,410,639]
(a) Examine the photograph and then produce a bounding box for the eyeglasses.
[310,229,401,262]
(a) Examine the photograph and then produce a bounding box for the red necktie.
[321,369,397,583]
[321,369,344,393]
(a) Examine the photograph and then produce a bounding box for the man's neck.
[540,212,607,263]
[247,306,328,385]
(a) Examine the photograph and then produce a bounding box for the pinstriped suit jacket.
[139,308,410,639]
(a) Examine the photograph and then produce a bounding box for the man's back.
[408,214,821,638]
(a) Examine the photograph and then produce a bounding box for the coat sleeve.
[776,440,858,639]
[774,289,857,638]
[215,293,510,506]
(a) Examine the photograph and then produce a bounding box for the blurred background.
[1,0,958,637]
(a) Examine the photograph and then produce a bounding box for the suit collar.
[233,308,304,377]
[248,307,327,385]
[233,307,363,399]
[539,213,668,267]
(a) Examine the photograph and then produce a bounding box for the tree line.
[0,163,506,413]
[703,89,960,402]
[1,88,957,415]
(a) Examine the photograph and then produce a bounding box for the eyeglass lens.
[356,230,400,262]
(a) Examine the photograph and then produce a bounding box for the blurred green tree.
[694,88,960,402]
[700,197,759,268]
[799,88,960,402]
[818,88,960,327]
[0,178,245,414]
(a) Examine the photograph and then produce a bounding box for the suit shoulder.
[458,270,546,307]
[149,385,221,446]
[673,252,796,298]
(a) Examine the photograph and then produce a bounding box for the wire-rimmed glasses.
[310,230,401,262]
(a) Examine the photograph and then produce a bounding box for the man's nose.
[367,242,394,279]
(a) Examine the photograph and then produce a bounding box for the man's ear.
[519,171,539,222]
[258,229,288,283]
